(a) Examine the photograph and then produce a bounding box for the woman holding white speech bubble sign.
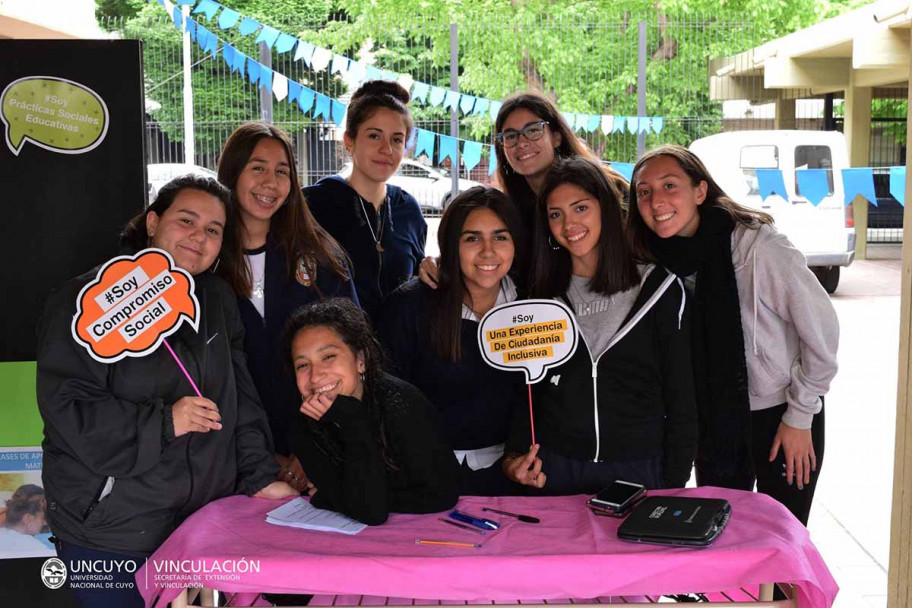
[503,157,697,494]
[36,175,296,608]
[217,123,357,494]
[626,145,838,526]
[380,187,527,496]
[417,91,628,288]
[284,298,459,524]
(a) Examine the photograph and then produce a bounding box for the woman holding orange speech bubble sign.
[380,187,527,496]
[216,123,357,493]
[36,175,296,608]
[503,157,697,495]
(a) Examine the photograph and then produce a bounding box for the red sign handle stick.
[528,383,536,446]
[163,339,202,398]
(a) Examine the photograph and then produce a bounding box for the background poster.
[0,447,53,560]
[0,39,145,606]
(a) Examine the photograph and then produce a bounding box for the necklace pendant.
[376,243,384,253]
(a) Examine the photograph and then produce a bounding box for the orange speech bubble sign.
[71,249,199,363]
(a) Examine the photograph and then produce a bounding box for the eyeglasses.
[496,121,549,148]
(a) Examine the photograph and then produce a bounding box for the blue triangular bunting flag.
[611,162,634,182]
[217,7,239,29]
[415,129,435,159]
[411,82,429,105]
[756,169,788,201]
[428,87,446,107]
[196,25,210,51]
[473,98,489,117]
[246,58,260,85]
[184,18,196,41]
[488,101,502,121]
[796,169,830,206]
[254,25,279,48]
[637,117,650,134]
[222,42,235,69]
[438,135,458,166]
[586,114,601,133]
[347,61,367,84]
[488,145,498,176]
[463,141,482,172]
[287,80,301,104]
[238,17,260,36]
[651,117,664,133]
[274,33,297,54]
[443,90,461,112]
[365,66,383,81]
[890,167,906,206]
[204,28,218,55]
[314,93,331,120]
[232,50,246,77]
[575,114,589,132]
[841,168,877,207]
[298,87,315,115]
[258,66,273,91]
[294,41,315,66]
[331,100,347,126]
[193,0,220,20]
[172,6,183,31]
[612,117,626,133]
[626,116,638,134]
[459,95,476,115]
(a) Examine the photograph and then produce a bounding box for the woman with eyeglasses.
[304,81,427,325]
[418,91,626,288]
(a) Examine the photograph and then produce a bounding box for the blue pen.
[449,509,500,530]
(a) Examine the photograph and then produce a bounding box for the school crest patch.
[295,257,316,287]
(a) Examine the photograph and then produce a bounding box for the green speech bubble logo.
[1,76,109,156]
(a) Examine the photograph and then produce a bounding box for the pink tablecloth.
[136,487,837,608]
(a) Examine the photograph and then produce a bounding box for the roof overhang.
[710,0,910,102]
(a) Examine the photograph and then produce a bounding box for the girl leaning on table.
[303,80,427,325]
[216,122,358,494]
[284,298,459,525]
[626,144,838,525]
[503,157,698,495]
[36,175,297,608]
[379,187,527,496]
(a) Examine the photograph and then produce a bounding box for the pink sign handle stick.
[527,383,536,446]
[163,339,202,398]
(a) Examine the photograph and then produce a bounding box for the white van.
[689,130,854,293]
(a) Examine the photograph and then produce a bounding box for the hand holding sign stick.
[477,300,579,487]
[72,250,210,431]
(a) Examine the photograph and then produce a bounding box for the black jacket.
[237,236,358,454]
[379,280,524,451]
[37,270,278,556]
[289,373,459,525]
[507,266,698,488]
[303,176,426,325]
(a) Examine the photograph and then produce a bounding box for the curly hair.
[282,299,398,470]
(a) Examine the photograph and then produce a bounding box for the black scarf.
[648,206,751,477]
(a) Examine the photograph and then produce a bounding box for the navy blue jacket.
[379,280,525,451]
[303,176,426,325]
[237,236,358,454]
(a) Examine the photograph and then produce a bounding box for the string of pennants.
[757,167,906,207]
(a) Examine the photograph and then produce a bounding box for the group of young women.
[36,80,838,607]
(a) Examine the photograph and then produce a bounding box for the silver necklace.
[358,195,387,253]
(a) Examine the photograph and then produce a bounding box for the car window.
[398,163,431,179]
[794,145,834,197]
[740,145,778,196]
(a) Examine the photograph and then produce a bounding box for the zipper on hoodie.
[575,271,679,462]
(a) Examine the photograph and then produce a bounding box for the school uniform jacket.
[37,270,278,556]
[506,266,698,488]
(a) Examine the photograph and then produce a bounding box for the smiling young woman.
[284,298,459,525]
[303,81,427,325]
[379,187,528,496]
[216,122,357,491]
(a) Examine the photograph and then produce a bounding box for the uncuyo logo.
[41,557,67,589]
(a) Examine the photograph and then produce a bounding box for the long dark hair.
[216,122,349,296]
[626,144,774,261]
[494,91,628,213]
[345,80,413,142]
[429,186,525,361]
[531,157,639,299]
[121,174,236,272]
[282,298,397,469]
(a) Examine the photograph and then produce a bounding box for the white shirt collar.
[461,275,518,322]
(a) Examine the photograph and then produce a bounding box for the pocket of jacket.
[754,347,790,387]
[82,476,115,526]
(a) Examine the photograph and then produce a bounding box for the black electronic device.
[586,480,647,517]
[617,496,732,547]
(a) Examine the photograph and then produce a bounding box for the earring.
[209,258,221,273]
[548,235,562,250]
[359,372,365,382]
[555,147,562,161]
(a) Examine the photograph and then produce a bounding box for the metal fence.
[107,11,905,235]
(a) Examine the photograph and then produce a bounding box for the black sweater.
[379,280,524,450]
[303,176,426,325]
[507,266,698,488]
[288,373,459,525]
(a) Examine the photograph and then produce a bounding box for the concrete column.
[887,35,912,608]
[844,76,872,260]
[773,97,795,130]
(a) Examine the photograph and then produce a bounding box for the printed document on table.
[266,497,367,535]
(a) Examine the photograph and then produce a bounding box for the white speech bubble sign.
[477,299,579,383]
